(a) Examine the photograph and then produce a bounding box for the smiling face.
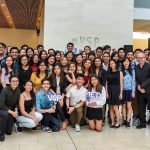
[84,59,91,69]
[5,56,13,67]
[137,52,146,65]
[24,81,33,92]
[109,60,116,70]
[48,56,55,65]
[21,56,28,66]
[10,77,19,89]
[42,80,50,92]
[91,76,98,88]
[69,63,76,72]
[123,58,130,69]
[39,62,46,72]
[94,58,101,67]
[54,65,61,75]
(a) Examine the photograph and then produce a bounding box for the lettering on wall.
[72,36,100,48]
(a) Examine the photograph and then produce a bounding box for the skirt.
[122,90,132,103]
[86,107,103,120]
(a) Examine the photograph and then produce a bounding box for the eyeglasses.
[11,52,19,54]
[22,59,28,61]
[11,80,19,83]
[0,46,4,49]
[137,57,145,59]
[39,64,46,66]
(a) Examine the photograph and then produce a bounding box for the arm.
[119,71,123,99]
[106,81,109,99]
[0,89,9,110]
[96,87,106,106]
[1,68,6,88]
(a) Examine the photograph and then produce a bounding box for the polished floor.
[0,123,150,150]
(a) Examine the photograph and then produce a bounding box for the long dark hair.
[29,54,39,66]
[19,55,29,67]
[82,58,93,75]
[50,63,65,93]
[88,74,102,93]
[36,60,48,78]
[93,57,102,74]
[122,57,132,76]
[3,55,14,76]
[24,80,36,105]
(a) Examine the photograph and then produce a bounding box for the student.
[75,54,83,74]
[96,47,103,58]
[106,59,123,128]
[47,55,56,74]
[49,64,68,129]
[26,47,34,61]
[17,80,43,130]
[0,75,21,142]
[66,51,74,64]
[102,52,110,71]
[36,79,61,132]
[66,73,86,132]
[93,57,107,87]
[39,50,48,61]
[83,59,92,87]
[30,54,39,72]
[86,75,106,132]
[18,55,32,92]
[81,51,87,63]
[31,60,49,93]
[60,56,68,74]
[121,57,135,128]
[55,51,61,63]
[1,55,14,88]
[118,48,126,70]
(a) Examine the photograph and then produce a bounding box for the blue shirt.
[123,70,136,93]
[36,90,53,110]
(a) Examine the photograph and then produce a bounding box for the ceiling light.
[7,16,10,18]
[1,4,5,7]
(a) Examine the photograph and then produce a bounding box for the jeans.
[41,113,60,129]
[16,112,43,128]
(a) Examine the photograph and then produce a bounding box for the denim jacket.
[123,70,136,93]
[36,90,53,110]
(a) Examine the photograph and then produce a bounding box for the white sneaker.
[75,124,80,132]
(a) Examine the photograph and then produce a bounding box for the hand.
[141,89,146,94]
[137,85,141,92]
[106,92,109,99]
[68,70,73,74]
[31,116,39,125]
[90,102,97,106]
[52,105,56,110]
[48,108,55,113]
[11,111,18,118]
[67,107,75,114]
[119,93,122,100]
[132,93,135,99]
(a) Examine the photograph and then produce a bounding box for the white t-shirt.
[66,85,87,106]
[86,87,106,108]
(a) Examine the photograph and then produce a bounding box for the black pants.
[0,110,14,135]
[56,102,66,122]
[137,92,150,124]
[41,113,60,129]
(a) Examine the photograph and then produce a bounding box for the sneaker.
[0,134,5,142]
[125,122,130,129]
[31,127,38,131]
[43,127,52,133]
[75,124,80,132]
[136,124,146,129]
[121,121,126,127]
[15,122,23,133]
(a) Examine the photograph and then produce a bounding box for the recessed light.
[1,4,5,7]
[38,18,40,20]
[7,16,10,18]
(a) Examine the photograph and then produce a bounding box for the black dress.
[107,70,121,105]
[18,67,32,92]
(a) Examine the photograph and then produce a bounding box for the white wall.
[43,0,133,51]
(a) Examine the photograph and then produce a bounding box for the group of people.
[0,42,150,142]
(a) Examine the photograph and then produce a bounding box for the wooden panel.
[0,9,9,28]
[6,0,40,29]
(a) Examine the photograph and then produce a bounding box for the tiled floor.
[0,124,150,150]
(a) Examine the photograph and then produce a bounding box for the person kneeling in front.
[66,73,86,132]
[86,75,106,132]
[16,80,43,131]
[0,75,21,142]
[36,78,60,132]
